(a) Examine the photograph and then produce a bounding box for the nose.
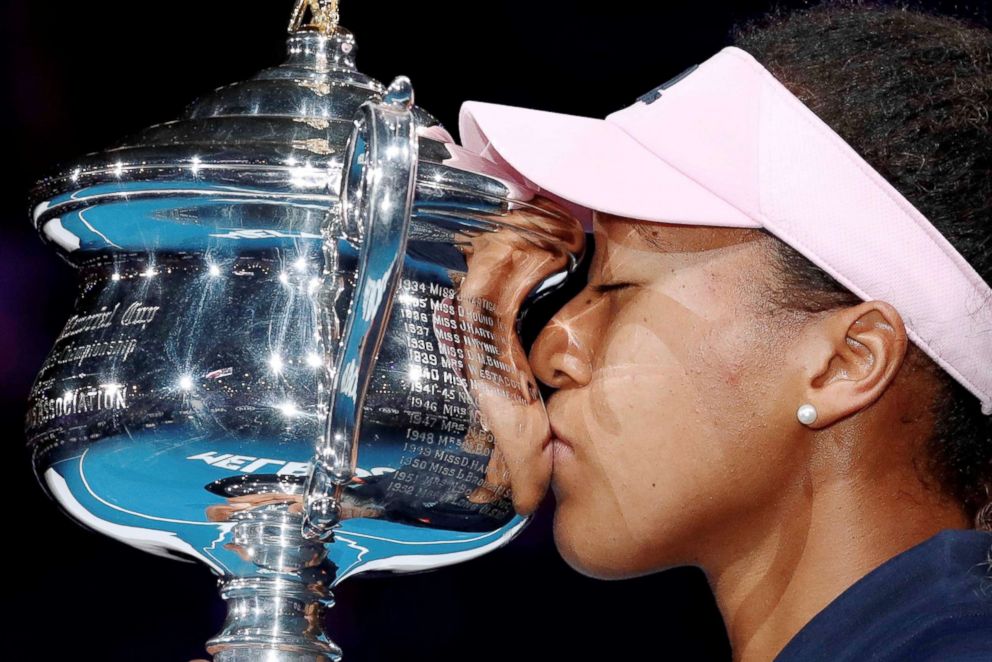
[528,295,595,390]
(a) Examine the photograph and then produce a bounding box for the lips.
[549,423,574,449]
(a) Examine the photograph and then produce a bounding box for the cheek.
[563,300,721,534]
[593,287,728,419]
[619,274,779,421]
[555,287,788,566]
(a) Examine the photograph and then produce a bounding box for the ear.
[798,300,909,428]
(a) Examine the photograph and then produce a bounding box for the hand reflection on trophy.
[25,1,584,659]
[448,199,585,515]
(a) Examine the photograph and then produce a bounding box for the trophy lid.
[27,15,449,257]
[50,25,442,179]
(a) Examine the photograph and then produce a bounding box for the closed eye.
[591,282,634,294]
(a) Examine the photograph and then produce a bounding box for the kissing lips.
[549,423,574,449]
[548,424,575,464]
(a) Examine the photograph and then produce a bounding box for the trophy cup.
[25,1,585,659]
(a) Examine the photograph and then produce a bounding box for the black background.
[3,1,989,660]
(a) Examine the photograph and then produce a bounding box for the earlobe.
[800,300,909,427]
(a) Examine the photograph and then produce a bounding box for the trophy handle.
[302,75,418,541]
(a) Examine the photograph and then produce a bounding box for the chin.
[550,503,642,580]
[551,494,686,580]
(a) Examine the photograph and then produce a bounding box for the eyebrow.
[630,220,770,253]
[631,222,679,251]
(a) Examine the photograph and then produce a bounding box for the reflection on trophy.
[24,1,584,659]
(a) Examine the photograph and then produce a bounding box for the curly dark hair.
[733,2,991,524]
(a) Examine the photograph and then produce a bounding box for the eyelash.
[591,282,633,294]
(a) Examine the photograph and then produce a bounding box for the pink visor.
[456,46,992,416]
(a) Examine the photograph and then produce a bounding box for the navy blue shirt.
[775,528,992,661]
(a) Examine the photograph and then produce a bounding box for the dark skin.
[527,209,971,662]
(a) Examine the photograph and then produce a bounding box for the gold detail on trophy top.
[298,79,333,96]
[294,117,331,130]
[289,0,341,35]
[292,138,334,155]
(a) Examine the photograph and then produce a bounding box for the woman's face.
[528,211,810,579]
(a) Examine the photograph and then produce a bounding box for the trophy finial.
[289,0,341,35]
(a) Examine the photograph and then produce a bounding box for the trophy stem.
[206,504,342,661]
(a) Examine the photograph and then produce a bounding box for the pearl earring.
[797,403,818,426]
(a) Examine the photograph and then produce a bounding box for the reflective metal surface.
[26,6,584,660]
[302,75,420,541]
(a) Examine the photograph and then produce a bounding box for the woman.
[457,4,991,661]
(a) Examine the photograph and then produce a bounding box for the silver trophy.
[25,2,585,659]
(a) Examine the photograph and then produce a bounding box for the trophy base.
[204,483,342,661]
[206,575,342,662]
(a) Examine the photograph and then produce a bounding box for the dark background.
[3,1,989,660]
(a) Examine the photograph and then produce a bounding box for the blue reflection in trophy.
[25,2,584,659]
